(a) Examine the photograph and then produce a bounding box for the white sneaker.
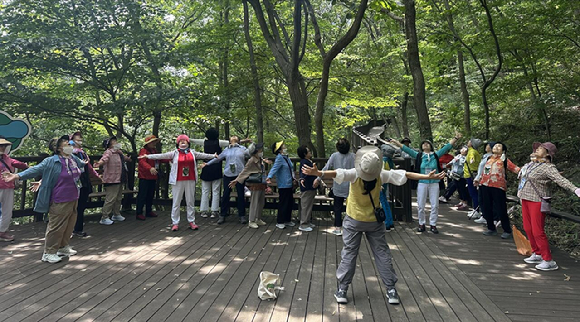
[256,219,267,226]
[474,217,487,224]
[276,223,286,229]
[468,209,481,219]
[284,221,296,227]
[57,245,77,256]
[299,225,313,232]
[332,229,343,236]
[535,260,558,271]
[524,253,543,264]
[111,214,126,222]
[307,223,316,228]
[41,253,62,263]
[248,222,259,229]
[100,218,114,225]
[438,196,448,203]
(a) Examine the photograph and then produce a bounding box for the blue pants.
[380,184,394,228]
[467,178,479,209]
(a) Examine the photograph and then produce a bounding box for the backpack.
[414,152,445,190]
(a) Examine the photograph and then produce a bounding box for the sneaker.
[146,212,158,217]
[189,223,199,230]
[438,196,448,203]
[385,225,391,232]
[111,214,126,222]
[239,216,248,224]
[256,219,267,226]
[0,232,15,242]
[136,214,146,221]
[457,205,469,211]
[332,229,343,236]
[41,253,62,263]
[171,224,179,231]
[200,212,209,218]
[468,209,481,220]
[248,222,259,229]
[334,289,348,304]
[276,223,286,229]
[474,217,487,224]
[387,288,400,305]
[284,221,296,227]
[429,226,439,234]
[524,253,543,264]
[210,211,219,218]
[535,260,559,271]
[217,216,226,225]
[298,225,313,232]
[72,231,88,238]
[501,232,512,239]
[100,218,114,225]
[57,245,77,256]
[494,220,501,228]
[454,202,463,208]
[307,223,316,228]
[483,229,497,236]
[417,224,426,232]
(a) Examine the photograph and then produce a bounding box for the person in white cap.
[302,145,443,306]
[0,136,29,241]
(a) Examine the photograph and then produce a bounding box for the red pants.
[521,199,552,261]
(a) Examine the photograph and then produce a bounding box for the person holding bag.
[266,141,298,229]
[517,142,580,271]
[302,145,444,306]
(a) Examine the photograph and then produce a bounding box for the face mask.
[179,144,189,150]
[62,146,74,155]
[113,143,121,150]
[257,152,264,158]
[74,140,83,147]
[282,148,288,155]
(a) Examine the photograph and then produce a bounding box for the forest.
[1,0,579,250]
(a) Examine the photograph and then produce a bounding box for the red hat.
[176,134,190,144]
[144,134,160,146]
[532,142,557,158]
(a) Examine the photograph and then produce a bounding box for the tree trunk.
[288,76,315,151]
[314,60,331,157]
[404,0,432,141]
[401,92,410,138]
[457,50,471,136]
[222,0,231,140]
[243,0,264,143]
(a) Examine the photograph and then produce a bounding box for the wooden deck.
[1,201,579,322]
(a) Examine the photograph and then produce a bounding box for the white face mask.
[282,148,288,155]
[257,152,264,158]
[74,140,83,147]
[62,146,74,155]
[179,143,189,150]
[113,143,121,150]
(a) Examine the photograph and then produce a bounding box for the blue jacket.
[205,144,249,177]
[401,143,452,184]
[267,154,294,188]
[18,155,84,213]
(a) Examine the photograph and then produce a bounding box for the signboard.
[0,111,32,153]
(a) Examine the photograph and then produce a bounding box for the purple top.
[51,157,81,203]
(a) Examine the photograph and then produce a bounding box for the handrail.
[506,195,580,224]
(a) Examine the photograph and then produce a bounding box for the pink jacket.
[0,155,28,189]
[98,149,131,184]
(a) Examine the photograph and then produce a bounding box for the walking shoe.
[276,223,286,229]
[494,220,501,228]
[111,214,126,222]
[248,222,259,229]
[501,232,512,239]
[468,209,481,219]
[72,231,88,238]
[524,253,543,264]
[457,205,469,211]
[99,218,114,225]
[334,289,348,304]
[332,229,343,236]
[417,224,426,232]
[387,288,400,305]
[307,223,316,228]
[189,223,199,230]
[57,245,77,256]
[298,225,313,232]
[483,229,497,236]
[429,226,439,234]
[385,225,392,232]
[284,221,296,227]
[0,232,15,242]
[200,212,209,218]
[474,217,487,224]
[454,202,463,208]
[210,211,219,218]
[239,216,248,224]
[438,196,448,203]
[136,214,146,221]
[171,224,179,231]
[256,219,267,226]
[41,253,62,263]
[217,216,226,225]
[535,260,559,271]
[146,212,158,217]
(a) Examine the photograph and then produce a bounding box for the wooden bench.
[507,194,580,224]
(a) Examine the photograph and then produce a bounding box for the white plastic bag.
[258,271,284,300]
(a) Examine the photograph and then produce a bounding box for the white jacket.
[145,149,215,185]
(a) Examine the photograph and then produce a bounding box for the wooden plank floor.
[0,201,578,321]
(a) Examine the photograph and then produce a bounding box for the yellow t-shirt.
[346,177,382,222]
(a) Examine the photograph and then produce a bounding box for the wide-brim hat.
[144,135,160,146]
[0,138,12,146]
[532,142,557,158]
[355,146,383,181]
[274,141,284,154]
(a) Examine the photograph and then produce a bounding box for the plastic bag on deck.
[258,271,284,300]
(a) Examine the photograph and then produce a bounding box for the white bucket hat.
[355,145,382,181]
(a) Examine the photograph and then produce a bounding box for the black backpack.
[414,152,446,190]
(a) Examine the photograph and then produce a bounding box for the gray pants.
[337,215,398,291]
[300,190,317,225]
[249,189,265,222]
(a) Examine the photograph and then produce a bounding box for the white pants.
[200,179,221,212]
[0,189,15,232]
[171,181,196,225]
[417,182,440,226]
